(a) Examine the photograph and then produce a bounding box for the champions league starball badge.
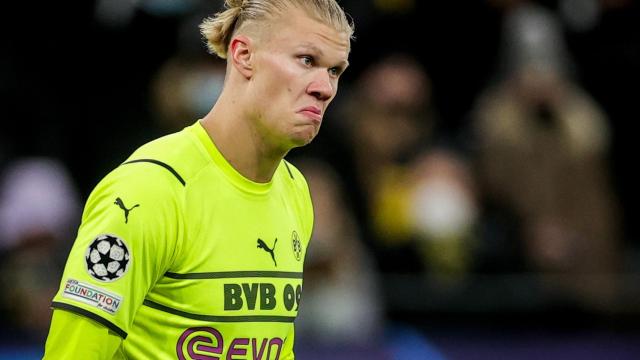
[85,234,131,282]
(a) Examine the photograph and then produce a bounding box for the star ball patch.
[85,234,131,282]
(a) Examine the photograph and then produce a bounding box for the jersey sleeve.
[50,162,184,339]
[43,309,122,359]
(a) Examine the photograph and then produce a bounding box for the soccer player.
[43,0,353,358]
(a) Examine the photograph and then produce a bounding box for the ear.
[229,35,254,79]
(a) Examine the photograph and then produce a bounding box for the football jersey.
[50,121,313,359]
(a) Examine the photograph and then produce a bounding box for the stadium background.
[1,0,639,358]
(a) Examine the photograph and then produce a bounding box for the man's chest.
[149,190,306,317]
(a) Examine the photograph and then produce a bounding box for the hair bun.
[226,0,244,8]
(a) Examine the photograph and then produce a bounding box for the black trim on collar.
[123,159,186,186]
[283,162,294,180]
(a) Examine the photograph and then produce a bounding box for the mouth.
[298,106,322,123]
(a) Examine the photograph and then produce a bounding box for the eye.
[299,55,314,67]
[328,67,341,77]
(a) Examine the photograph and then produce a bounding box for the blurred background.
[1,0,640,358]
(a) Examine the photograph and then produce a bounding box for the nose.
[306,70,334,101]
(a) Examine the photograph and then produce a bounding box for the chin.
[290,130,318,148]
[288,138,312,149]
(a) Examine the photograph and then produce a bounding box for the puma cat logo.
[257,238,277,267]
[114,197,140,224]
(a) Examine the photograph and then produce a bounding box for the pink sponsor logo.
[176,326,283,360]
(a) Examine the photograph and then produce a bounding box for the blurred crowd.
[2,0,640,358]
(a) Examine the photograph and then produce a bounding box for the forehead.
[264,8,351,60]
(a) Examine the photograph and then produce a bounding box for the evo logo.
[177,327,283,360]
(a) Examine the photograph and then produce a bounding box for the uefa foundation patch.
[62,279,123,314]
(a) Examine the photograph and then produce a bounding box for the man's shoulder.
[87,125,206,205]
[123,125,209,187]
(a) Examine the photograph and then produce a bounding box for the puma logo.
[257,238,277,267]
[114,197,140,224]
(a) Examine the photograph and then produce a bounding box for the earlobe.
[229,35,253,79]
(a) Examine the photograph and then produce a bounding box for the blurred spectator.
[151,55,226,132]
[346,53,435,186]
[343,54,479,278]
[471,1,621,308]
[0,158,80,342]
[342,54,433,273]
[560,0,640,260]
[408,150,479,276]
[150,12,227,134]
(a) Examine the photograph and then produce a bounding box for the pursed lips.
[298,106,323,123]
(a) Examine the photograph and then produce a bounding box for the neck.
[200,92,288,183]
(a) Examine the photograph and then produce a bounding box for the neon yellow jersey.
[51,121,313,359]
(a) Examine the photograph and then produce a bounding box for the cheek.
[263,55,297,80]
[253,57,304,121]
[261,72,296,101]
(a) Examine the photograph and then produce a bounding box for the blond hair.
[200,0,354,59]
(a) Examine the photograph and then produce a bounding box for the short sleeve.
[44,309,122,359]
[51,162,184,338]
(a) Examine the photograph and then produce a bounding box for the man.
[43,0,353,358]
